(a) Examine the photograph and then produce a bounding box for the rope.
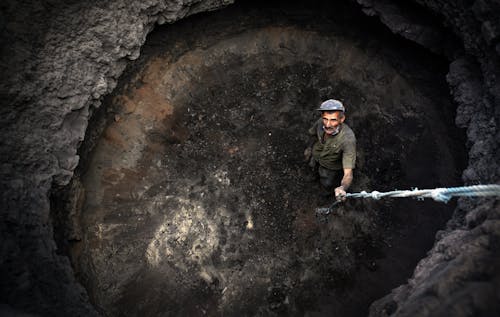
[344,184,500,203]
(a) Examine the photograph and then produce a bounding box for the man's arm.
[335,168,353,201]
[336,132,356,200]
[304,120,319,161]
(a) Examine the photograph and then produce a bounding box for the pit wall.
[0,0,498,315]
[0,1,234,315]
[356,1,500,316]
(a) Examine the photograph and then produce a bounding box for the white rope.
[345,184,500,203]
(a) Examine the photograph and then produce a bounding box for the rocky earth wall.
[356,1,500,316]
[0,0,498,316]
[0,1,233,315]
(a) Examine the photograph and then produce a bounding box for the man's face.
[321,111,345,135]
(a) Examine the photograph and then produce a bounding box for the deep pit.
[49,2,468,316]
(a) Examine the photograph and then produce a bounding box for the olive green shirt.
[308,119,356,170]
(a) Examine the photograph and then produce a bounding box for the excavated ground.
[57,2,466,316]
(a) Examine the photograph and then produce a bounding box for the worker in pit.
[304,99,356,201]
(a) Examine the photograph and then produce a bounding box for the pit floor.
[69,2,466,316]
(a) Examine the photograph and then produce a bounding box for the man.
[304,99,356,201]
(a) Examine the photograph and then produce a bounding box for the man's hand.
[303,147,312,162]
[336,169,353,201]
[335,186,347,201]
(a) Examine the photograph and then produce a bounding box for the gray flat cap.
[317,99,345,112]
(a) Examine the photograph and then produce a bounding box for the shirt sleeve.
[342,137,356,169]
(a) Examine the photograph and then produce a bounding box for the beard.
[324,125,340,135]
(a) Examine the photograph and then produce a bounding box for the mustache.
[323,125,340,135]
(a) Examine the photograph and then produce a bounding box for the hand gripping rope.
[316,184,500,216]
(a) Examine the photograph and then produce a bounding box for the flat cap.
[317,99,345,112]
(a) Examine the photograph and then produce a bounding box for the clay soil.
[65,1,466,316]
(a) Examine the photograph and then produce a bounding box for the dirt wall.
[0,0,498,315]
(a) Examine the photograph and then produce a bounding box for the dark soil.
[61,1,466,316]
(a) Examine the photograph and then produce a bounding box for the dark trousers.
[318,166,342,190]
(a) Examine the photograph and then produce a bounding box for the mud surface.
[69,2,466,316]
